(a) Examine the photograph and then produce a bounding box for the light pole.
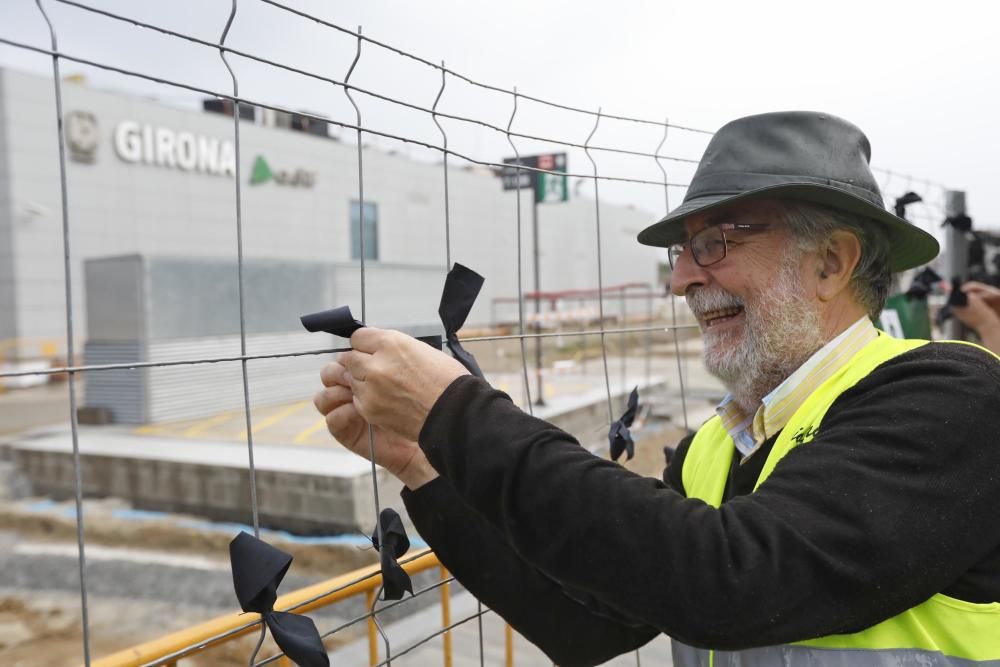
[532,196,545,406]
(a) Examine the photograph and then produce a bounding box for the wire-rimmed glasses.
[667,223,774,269]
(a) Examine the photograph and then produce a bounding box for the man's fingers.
[962,282,1000,302]
[325,402,365,445]
[338,350,370,382]
[350,327,389,353]
[313,384,353,415]
[320,362,350,388]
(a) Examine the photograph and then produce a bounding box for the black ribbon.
[438,263,486,378]
[943,213,973,232]
[936,277,969,327]
[905,267,942,301]
[948,276,969,307]
[229,532,329,667]
[299,263,484,377]
[300,305,443,349]
[300,305,364,337]
[370,508,413,600]
[608,387,639,462]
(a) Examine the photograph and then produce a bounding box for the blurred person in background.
[954,280,1000,353]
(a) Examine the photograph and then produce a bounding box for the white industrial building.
[0,67,664,421]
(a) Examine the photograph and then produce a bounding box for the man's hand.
[314,360,439,490]
[953,281,1000,354]
[339,328,470,442]
[961,281,1000,309]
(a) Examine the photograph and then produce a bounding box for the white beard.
[687,253,826,413]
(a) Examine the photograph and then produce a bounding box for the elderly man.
[314,112,1000,666]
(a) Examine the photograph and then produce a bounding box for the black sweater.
[401,342,1000,665]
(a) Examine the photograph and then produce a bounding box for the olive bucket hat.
[637,111,939,272]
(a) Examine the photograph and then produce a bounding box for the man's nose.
[669,249,711,296]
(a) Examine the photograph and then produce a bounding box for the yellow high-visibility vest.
[676,333,1000,667]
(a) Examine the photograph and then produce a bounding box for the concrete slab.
[13,427,373,477]
[4,427,402,534]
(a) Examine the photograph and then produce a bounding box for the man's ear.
[816,230,862,302]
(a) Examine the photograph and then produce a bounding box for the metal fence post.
[439,567,453,667]
[944,190,969,340]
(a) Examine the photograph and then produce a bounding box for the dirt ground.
[0,497,380,576]
[0,496,380,666]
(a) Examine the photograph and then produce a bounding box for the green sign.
[878,293,931,339]
[535,172,568,203]
[249,155,316,188]
[250,155,273,185]
[501,153,569,204]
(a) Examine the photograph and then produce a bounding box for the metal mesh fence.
[0,2,950,665]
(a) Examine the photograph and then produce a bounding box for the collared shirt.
[716,316,879,459]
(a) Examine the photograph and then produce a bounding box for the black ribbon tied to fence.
[299,262,485,378]
[608,387,640,462]
[298,264,484,601]
[438,263,485,378]
[371,508,414,600]
[906,267,943,301]
[948,276,969,308]
[229,532,329,667]
[936,276,969,326]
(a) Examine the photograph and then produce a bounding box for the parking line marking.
[183,411,236,437]
[294,417,329,445]
[133,424,168,435]
[240,400,310,438]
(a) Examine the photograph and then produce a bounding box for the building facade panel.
[0,69,17,343]
[1,67,663,360]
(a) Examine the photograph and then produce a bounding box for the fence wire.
[0,2,952,666]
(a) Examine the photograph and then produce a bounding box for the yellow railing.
[0,337,61,361]
[91,549,513,667]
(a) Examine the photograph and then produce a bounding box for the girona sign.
[113,121,236,177]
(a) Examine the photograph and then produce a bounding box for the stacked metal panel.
[82,254,441,423]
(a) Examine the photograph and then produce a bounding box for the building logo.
[66,111,99,163]
[113,121,236,177]
[249,155,315,188]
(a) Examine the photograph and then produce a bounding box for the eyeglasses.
[668,223,774,269]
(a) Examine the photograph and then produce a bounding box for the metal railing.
[90,550,514,667]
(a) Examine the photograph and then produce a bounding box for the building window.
[350,201,379,260]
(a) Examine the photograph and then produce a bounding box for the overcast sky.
[2,0,998,235]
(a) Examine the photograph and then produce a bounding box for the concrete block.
[285,489,305,516]
[177,467,204,506]
[0,461,32,500]
[108,457,132,497]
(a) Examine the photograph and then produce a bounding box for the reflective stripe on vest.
[677,334,1000,665]
[673,643,1000,667]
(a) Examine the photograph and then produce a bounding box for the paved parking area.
[125,350,723,448]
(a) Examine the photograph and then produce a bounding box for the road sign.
[501,153,568,203]
[536,171,568,203]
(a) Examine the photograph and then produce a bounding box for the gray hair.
[779,201,892,320]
